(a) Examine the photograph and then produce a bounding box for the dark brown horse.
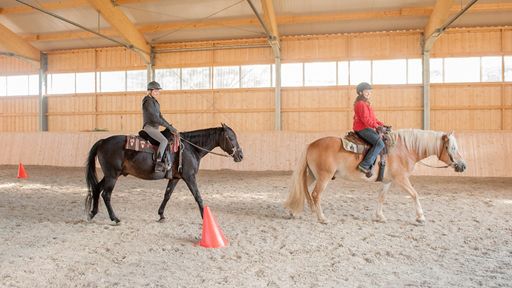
[85,123,243,223]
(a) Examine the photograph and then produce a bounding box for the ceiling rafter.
[0,0,157,15]
[261,0,279,42]
[424,0,454,40]
[16,2,512,43]
[0,22,40,63]
[85,0,151,63]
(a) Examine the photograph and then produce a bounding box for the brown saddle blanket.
[125,135,157,153]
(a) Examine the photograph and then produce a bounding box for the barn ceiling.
[0,0,511,55]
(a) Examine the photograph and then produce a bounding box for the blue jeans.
[356,128,384,169]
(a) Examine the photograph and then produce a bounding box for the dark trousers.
[356,128,384,169]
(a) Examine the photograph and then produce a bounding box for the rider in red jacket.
[353,82,387,176]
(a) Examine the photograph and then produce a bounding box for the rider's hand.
[376,126,386,133]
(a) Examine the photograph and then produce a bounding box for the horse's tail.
[284,146,313,215]
[85,139,103,216]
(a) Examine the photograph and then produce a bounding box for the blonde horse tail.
[285,147,314,215]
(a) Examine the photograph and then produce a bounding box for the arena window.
[429,58,443,83]
[349,60,371,85]
[481,56,502,82]
[504,56,512,82]
[182,67,210,90]
[48,73,75,94]
[99,71,126,92]
[213,66,240,89]
[444,57,480,83]
[304,61,337,87]
[280,63,303,87]
[241,64,271,88]
[155,68,181,90]
[127,70,147,91]
[372,59,407,85]
[75,72,95,93]
[407,59,422,84]
[337,61,349,85]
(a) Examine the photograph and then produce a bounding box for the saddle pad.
[341,137,366,154]
[125,135,155,153]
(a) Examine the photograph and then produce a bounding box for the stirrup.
[154,160,166,173]
[357,165,372,178]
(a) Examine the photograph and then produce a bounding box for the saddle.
[341,128,394,182]
[124,128,182,177]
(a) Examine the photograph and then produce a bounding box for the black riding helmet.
[356,82,372,95]
[147,81,162,91]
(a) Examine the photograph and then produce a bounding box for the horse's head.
[219,123,243,162]
[439,131,466,172]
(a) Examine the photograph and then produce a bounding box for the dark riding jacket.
[142,95,175,132]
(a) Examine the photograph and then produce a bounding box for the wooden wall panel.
[212,47,273,65]
[47,49,96,73]
[96,47,146,70]
[348,32,421,60]
[0,96,38,131]
[155,50,213,68]
[432,29,504,57]
[0,56,38,75]
[2,131,511,177]
[281,35,349,61]
[503,28,512,52]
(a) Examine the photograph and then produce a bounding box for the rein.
[179,137,232,158]
[418,161,450,169]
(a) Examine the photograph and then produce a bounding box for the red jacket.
[353,100,383,131]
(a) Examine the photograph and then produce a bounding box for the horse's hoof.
[415,218,426,225]
[87,212,95,221]
[373,217,387,223]
[113,218,121,224]
[319,218,329,224]
[158,217,166,223]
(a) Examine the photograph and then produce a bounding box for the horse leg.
[374,182,391,223]
[183,174,204,219]
[311,175,330,224]
[394,176,425,224]
[157,178,180,222]
[101,176,121,223]
[89,178,104,220]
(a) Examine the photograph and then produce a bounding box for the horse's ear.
[221,123,227,129]
[448,130,454,137]
[442,134,449,142]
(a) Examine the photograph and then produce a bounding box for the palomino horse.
[85,123,243,223]
[285,129,466,224]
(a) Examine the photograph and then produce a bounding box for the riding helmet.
[356,82,372,95]
[147,81,162,91]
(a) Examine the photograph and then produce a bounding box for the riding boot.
[155,159,165,173]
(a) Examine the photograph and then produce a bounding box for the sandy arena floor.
[0,165,511,287]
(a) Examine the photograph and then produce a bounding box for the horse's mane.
[181,127,223,148]
[392,129,443,159]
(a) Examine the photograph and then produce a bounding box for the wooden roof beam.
[424,0,454,40]
[0,23,40,63]
[261,0,280,44]
[0,0,157,15]
[86,0,151,63]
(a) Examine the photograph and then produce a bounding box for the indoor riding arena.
[0,1,511,287]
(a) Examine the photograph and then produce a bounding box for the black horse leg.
[183,174,204,219]
[158,178,180,222]
[89,178,104,219]
[101,176,120,223]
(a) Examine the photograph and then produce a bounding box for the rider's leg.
[143,125,169,172]
[356,128,384,171]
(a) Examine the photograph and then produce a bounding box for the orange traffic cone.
[198,206,228,248]
[17,163,28,179]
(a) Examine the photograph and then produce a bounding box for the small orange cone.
[198,206,228,248]
[17,163,28,179]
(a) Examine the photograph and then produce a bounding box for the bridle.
[179,132,239,158]
[418,137,454,169]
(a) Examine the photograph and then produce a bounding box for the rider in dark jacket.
[142,81,178,172]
